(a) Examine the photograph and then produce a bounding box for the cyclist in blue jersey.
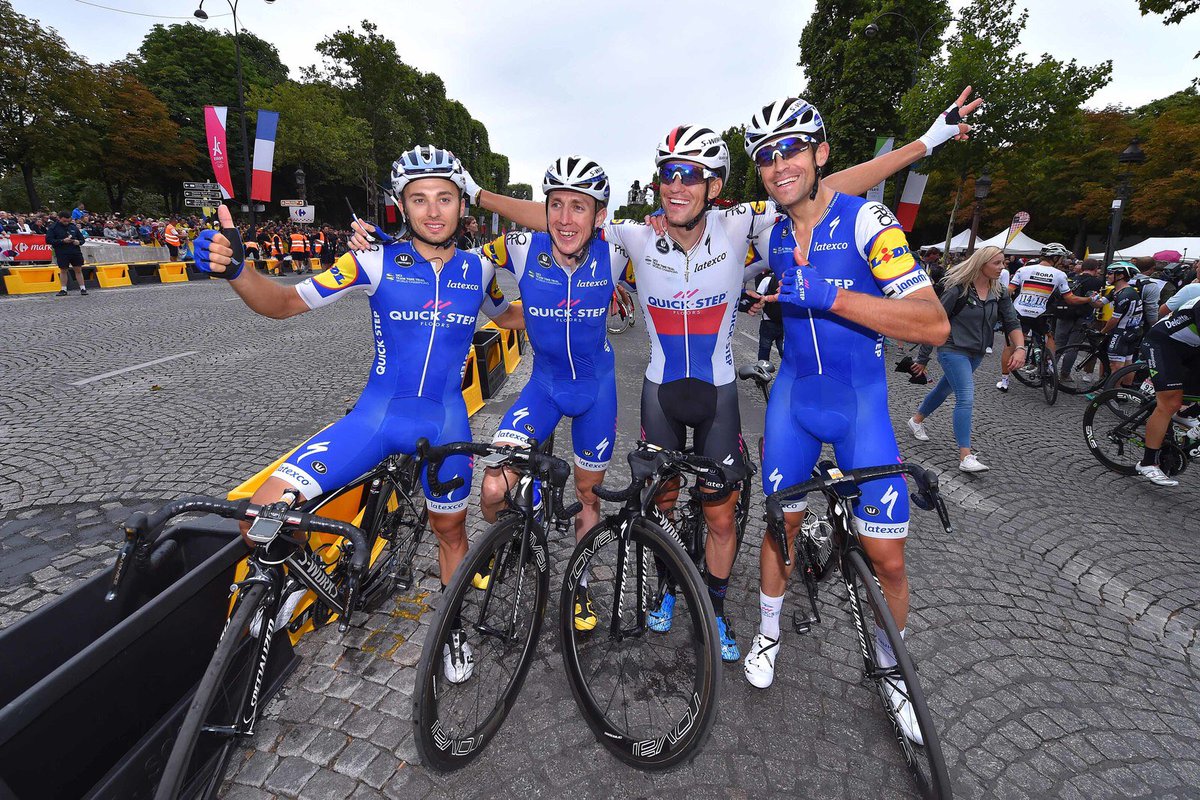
[458,95,976,662]
[194,146,524,684]
[738,96,960,745]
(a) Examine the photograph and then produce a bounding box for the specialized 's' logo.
[297,441,330,462]
[512,407,530,425]
[595,437,610,458]
[880,485,899,520]
[828,216,841,238]
[769,467,783,493]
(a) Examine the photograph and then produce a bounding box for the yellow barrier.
[158,262,188,283]
[310,258,322,271]
[3,266,61,295]
[95,264,131,288]
[265,258,279,275]
[461,347,485,416]
[485,321,523,374]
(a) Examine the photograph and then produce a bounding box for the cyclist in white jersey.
[997,243,1099,392]
[464,100,975,661]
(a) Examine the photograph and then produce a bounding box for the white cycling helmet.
[654,125,730,182]
[390,145,467,198]
[542,156,611,204]
[744,97,827,159]
[1040,242,1072,261]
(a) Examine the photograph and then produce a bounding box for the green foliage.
[718,126,768,203]
[1138,0,1200,24]
[799,0,951,170]
[509,183,533,201]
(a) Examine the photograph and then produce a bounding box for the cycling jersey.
[1009,264,1071,318]
[480,231,633,470]
[758,194,931,538]
[602,203,779,386]
[1143,296,1200,393]
[273,243,509,512]
[1109,284,1144,331]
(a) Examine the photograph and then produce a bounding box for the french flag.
[385,192,398,224]
[250,110,279,202]
[895,170,928,232]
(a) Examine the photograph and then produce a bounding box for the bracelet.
[1014,345,1028,351]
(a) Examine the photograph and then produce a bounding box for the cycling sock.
[759,591,784,640]
[874,625,904,668]
[706,572,729,617]
[1141,447,1160,467]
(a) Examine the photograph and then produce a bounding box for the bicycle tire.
[1082,387,1155,475]
[413,515,548,771]
[842,549,951,800]
[361,462,427,609]
[155,581,270,800]
[560,517,720,771]
[1011,345,1043,388]
[1041,351,1059,405]
[607,308,632,335]
[1055,343,1109,394]
[1103,361,1153,394]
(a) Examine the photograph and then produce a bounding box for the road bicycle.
[1055,326,1111,395]
[607,286,636,335]
[765,461,955,799]
[412,439,579,771]
[108,446,433,800]
[1082,386,1200,477]
[1010,324,1058,404]
[560,442,725,770]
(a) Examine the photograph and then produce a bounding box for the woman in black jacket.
[906,246,1025,472]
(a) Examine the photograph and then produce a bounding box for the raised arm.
[824,86,982,197]
[460,170,548,232]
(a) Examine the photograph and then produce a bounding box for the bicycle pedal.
[793,620,811,635]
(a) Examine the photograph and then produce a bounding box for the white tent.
[925,228,1047,256]
[1110,237,1200,260]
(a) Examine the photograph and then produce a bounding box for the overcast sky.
[17,0,1200,203]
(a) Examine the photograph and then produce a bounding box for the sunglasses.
[753,136,814,168]
[657,162,718,186]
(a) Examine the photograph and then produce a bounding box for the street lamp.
[194,0,270,228]
[294,166,306,203]
[1102,137,1147,266]
[966,168,992,255]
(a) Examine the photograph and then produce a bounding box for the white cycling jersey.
[1009,264,1071,318]
[602,202,779,385]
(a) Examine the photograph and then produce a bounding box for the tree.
[0,0,94,208]
[898,0,1111,244]
[72,64,194,211]
[799,0,951,170]
[1138,0,1199,23]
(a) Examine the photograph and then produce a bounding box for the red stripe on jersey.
[647,302,728,335]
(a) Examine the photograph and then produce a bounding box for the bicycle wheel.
[1082,388,1155,475]
[607,306,632,334]
[842,549,950,800]
[1011,345,1043,388]
[361,463,428,609]
[413,515,548,771]
[1104,362,1153,394]
[155,581,270,800]
[1055,343,1109,394]
[560,518,720,770]
[1041,351,1059,405]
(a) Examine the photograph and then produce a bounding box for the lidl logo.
[314,259,357,290]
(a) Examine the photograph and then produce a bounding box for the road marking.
[738,330,758,345]
[71,351,198,386]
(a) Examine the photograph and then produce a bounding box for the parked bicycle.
[561,441,725,770]
[109,444,434,800]
[764,461,955,800]
[1011,324,1058,404]
[412,439,580,771]
[1082,386,1200,477]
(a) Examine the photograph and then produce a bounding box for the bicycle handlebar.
[592,442,735,504]
[764,461,953,536]
[106,496,369,602]
[420,439,582,521]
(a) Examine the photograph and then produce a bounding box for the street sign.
[182,181,220,191]
[289,205,316,223]
[184,190,222,201]
[183,199,210,208]
[280,199,306,207]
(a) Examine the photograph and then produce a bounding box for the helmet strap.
[809,151,822,201]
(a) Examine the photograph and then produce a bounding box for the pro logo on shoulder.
[537,253,552,269]
[656,238,670,254]
[395,253,414,268]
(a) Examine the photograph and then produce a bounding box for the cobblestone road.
[3,278,1199,799]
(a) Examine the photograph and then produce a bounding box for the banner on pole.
[1005,211,1031,247]
[865,136,894,204]
[203,106,234,199]
[250,110,279,202]
[895,171,928,232]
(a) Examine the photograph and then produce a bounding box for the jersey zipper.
[683,252,691,378]
[565,269,576,380]
[417,263,440,397]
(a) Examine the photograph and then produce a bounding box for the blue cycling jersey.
[756,193,931,537]
[270,243,508,512]
[480,231,632,470]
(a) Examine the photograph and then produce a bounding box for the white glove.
[918,103,968,157]
[461,168,483,204]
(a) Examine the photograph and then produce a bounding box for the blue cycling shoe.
[647,590,675,632]
[717,616,740,662]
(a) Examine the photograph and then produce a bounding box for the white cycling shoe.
[443,629,475,684]
[1135,463,1178,487]
[883,676,925,746]
[743,633,780,689]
